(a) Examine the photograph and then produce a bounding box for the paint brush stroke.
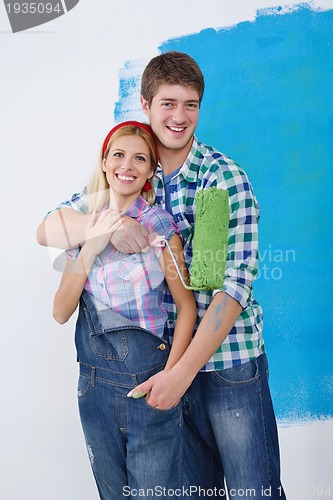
[114,59,146,121]
[115,3,333,423]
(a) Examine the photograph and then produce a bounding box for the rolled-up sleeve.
[44,189,88,219]
[213,171,260,309]
[144,207,180,242]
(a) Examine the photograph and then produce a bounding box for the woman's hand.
[84,209,123,256]
[127,367,192,410]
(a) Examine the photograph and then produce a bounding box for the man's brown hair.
[141,51,205,107]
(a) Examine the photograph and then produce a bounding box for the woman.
[53,121,196,499]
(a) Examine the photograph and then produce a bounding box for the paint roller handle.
[157,236,195,290]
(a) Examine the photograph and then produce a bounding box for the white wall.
[0,1,332,498]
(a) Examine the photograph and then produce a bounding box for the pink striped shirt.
[67,196,178,337]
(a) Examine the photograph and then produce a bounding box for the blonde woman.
[53,121,196,499]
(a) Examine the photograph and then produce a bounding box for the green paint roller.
[160,187,229,290]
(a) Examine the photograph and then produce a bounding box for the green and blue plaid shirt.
[50,136,265,370]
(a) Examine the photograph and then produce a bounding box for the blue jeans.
[75,291,183,499]
[182,354,286,499]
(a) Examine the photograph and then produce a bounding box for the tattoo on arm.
[214,301,225,332]
[206,296,228,332]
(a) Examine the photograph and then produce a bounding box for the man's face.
[141,84,200,156]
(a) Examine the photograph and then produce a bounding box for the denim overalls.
[75,290,183,499]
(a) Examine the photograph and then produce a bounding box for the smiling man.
[37,51,285,499]
[141,83,200,174]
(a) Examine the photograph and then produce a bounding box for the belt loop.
[91,367,96,387]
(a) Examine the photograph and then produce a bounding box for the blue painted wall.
[116,5,333,422]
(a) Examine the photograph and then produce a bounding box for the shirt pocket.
[118,253,151,284]
[118,251,165,291]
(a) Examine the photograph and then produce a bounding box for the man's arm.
[128,167,259,407]
[129,292,242,408]
[36,208,90,249]
[37,207,154,252]
[170,291,242,380]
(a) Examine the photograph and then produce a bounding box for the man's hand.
[111,215,157,253]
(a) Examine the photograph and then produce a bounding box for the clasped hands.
[84,209,158,255]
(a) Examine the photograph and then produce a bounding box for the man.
[37,51,285,499]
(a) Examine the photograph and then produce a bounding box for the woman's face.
[103,134,153,206]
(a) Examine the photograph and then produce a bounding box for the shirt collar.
[125,195,151,219]
[156,136,201,183]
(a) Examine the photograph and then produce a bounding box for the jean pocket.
[143,397,181,413]
[213,359,259,385]
[90,330,128,361]
[77,374,92,398]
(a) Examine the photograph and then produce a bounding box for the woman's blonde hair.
[86,123,158,213]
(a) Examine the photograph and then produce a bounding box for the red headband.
[102,120,158,163]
